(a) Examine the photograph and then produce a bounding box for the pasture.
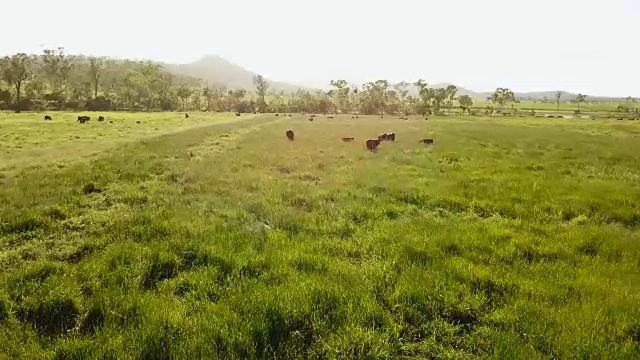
[0,112,639,359]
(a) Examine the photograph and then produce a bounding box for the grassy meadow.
[0,111,639,359]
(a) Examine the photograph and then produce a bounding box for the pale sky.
[3,0,639,96]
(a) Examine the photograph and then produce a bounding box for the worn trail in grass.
[0,114,639,359]
[0,111,257,175]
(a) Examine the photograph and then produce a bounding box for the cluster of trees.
[8,47,624,116]
[0,48,206,111]
[0,49,477,115]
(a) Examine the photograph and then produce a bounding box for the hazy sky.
[3,0,639,96]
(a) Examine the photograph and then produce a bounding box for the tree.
[2,53,32,108]
[574,93,587,111]
[445,85,458,114]
[88,56,104,98]
[329,79,349,115]
[432,88,447,115]
[555,91,562,111]
[490,87,515,111]
[41,47,73,93]
[253,74,269,112]
[176,86,193,110]
[413,79,433,116]
[394,81,410,115]
[458,95,473,115]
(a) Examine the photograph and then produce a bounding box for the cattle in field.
[285,129,295,141]
[341,137,355,142]
[378,132,395,142]
[44,115,52,121]
[77,116,90,124]
[98,116,105,122]
[366,139,381,151]
[419,138,434,145]
[185,113,189,118]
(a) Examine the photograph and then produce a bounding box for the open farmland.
[0,112,639,359]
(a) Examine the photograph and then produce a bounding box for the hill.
[162,55,311,93]
[161,55,628,102]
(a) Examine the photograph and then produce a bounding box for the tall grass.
[0,112,639,359]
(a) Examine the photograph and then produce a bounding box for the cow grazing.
[387,132,396,142]
[308,117,314,122]
[98,116,105,122]
[275,113,280,116]
[341,137,355,142]
[44,115,52,121]
[419,138,434,145]
[285,129,295,141]
[378,132,396,142]
[185,113,190,119]
[366,139,381,152]
[235,112,241,116]
[328,116,334,119]
[77,115,90,124]
[310,114,316,118]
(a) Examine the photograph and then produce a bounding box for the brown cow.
[366,139,381,152]
[419,138,434,145]
[286,129,295,141]
[341,137,355,142]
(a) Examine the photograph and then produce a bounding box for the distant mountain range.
[162,55,311,93]
[163,55,628,102]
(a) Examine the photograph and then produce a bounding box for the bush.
[85,96,113,111]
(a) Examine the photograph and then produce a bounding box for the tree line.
[4,47,624,116]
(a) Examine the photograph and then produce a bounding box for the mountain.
[161,55,628,101]
[162,55,310,93]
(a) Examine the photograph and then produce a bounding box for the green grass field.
[1,112,639,359]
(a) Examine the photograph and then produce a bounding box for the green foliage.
[458,94,474,114]
[490,87,516,110]
[253,75,269,112]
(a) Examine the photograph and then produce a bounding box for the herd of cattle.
[43,115,107,123]
[39,112,435,151]
[285,128,434,152]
